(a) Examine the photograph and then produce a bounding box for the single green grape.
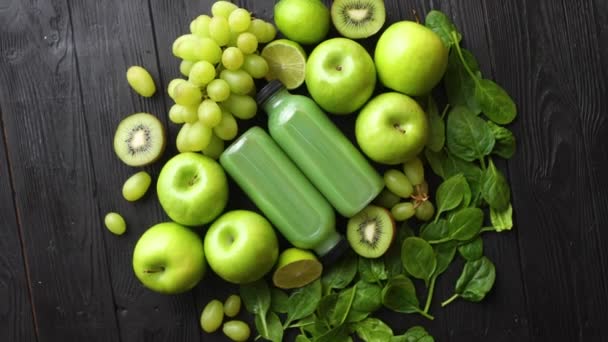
[190,14,211,38]
[188,121,213,151]
[247,19,266,41]
[206,79,231,102]
[176,123,193,153]
[242,54,269,79]
[198,99,223,127]
[403,157,425,186]
[173,34,211,61]
[169,104,198,124]
[222,320,251,342]
[373,188,401,209]
[122,171,152,202]
[223,295,241,318]
[200,299,224,333]
[213,110,238,141]
[189,60,216,86]
[104,212,126,235]
[384,169,414,198]
[179,60,194,77]
[219,69,253,95]
[415,201,435,221]
[209,16,231,47]
[211,1,238,18]
[126,66,156,97]
[228,8,251,33]
[221,94,257,120]
[221,47,244,71]
[259,22,277,43]
[172,81,202,106]
[228,30,240,47]
[167,78,186,98]
[202,133,225,160]
[391,202,416,221]
[236,32,258,54]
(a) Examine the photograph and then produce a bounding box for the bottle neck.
[314,231,343,257]
[262,86,291,114]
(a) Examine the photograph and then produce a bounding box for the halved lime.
[261,39,306,89]
[272,248,323,289]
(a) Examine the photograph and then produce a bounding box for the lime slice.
[261,39,306,89]
[272,248,323,289]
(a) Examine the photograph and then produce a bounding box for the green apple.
[132,222,206,294]
[355,92,429,165]
[305,38,376,114]
[157,152,228,226]
[204,210,279,284]
[375,21,448,96]
[274,0,330,45]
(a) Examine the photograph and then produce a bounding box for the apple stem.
[411,9,420,23]
[144,267,165,274]
[393,123,406,134]
[336,66,342,71]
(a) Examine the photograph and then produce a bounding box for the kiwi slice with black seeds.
[331,0,386,39]
[347,205,395,258]
[113,113,166,167]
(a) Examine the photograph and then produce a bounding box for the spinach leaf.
[425,10,461,47]
[447,207,484,241]
[313,325,349,342]
[392,325,435,342]
[385,224,415,277]
[317,293,338,326]
[358,257,388,283]
[424,149,448,179]
[329,286,356,327]
[490,203,513,231]
[296,335,313,342]
[487,121,516,159]
[420,220,449,242]
[353,317,394,341]
[444,49,482,114]
[346,281,382,323]
[286,280,322,327]
[443,152,483,200]
[402,237,437,284]
[447,106,495,162]
[426,96,446,152]
[433,241,458,277]
[322,250,358,294]
[240,279,271,315]
[270,288,289,314]
[458,236,484,261]
[481,159,510,211]
[442,256,496,306]
[382,275,433,319]
[475,78,517,124]
[435,173,467,216]
[255,311,283,342]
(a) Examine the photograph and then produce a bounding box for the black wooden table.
[1,0,607,341]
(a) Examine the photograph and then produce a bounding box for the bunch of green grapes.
[374,157,435,222]
[167,1,276,158]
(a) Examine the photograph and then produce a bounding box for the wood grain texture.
[66,0,201,341]
[0,113,37,341]
[484,0,608,340]
[0,0,120,341]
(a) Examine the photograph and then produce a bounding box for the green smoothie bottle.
[219,127,346,258]
[257,80,384,217]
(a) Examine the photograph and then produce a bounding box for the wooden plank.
[483,0,608,340]
[0,1,120,341]
[0,112,37,342]
[65,0,201,341]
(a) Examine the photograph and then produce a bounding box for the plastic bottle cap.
[256,79,285,105]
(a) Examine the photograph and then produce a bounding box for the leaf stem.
[423,275,437,313]
[416,308,435,320]
[441,294,460,307]
[480,226,496,233]
[428,237,451,244]
[441,104,450,120]
[452,32,479,82]
[479,157,487,170]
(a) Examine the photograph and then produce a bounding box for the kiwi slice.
[331,0,386,39]
[347,205,395,258]
[113,113,166,167]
